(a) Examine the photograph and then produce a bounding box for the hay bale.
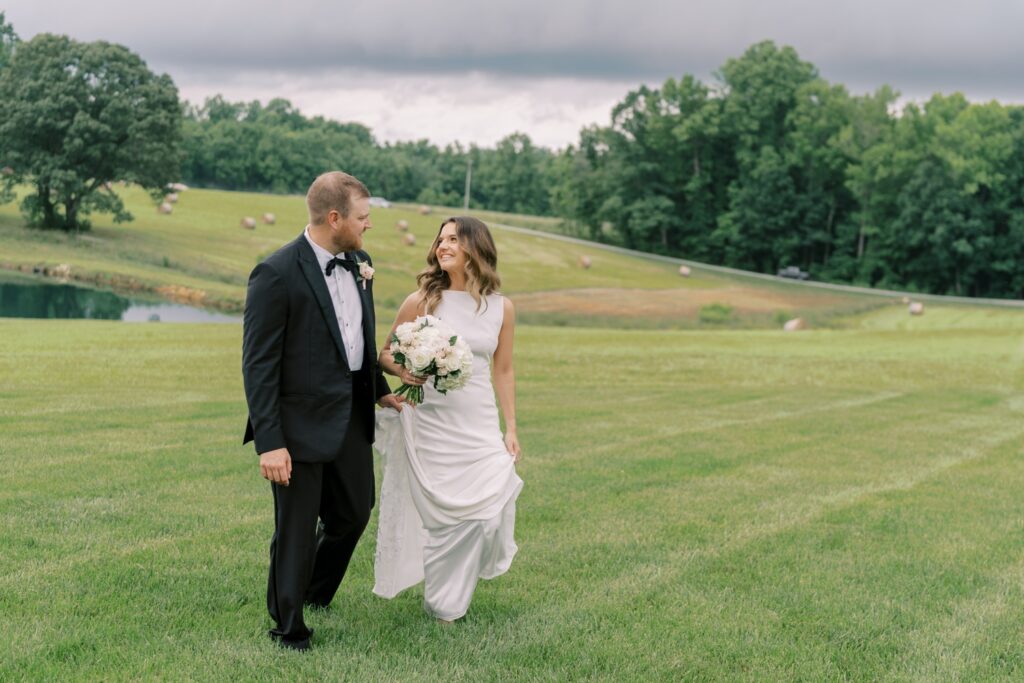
[403,233,417,246]
[157,202,173,215]
[164,193,178,204]
[578,255,592,269]
[396,219,409,232]
[168,182,189,192]
[51,263,72,281]
[262,213,276,225]
[783,317,807,332]
[240,217,256,230]
[900,296,910,304]
[418,205,432,216]
[678,265,691,277]
[909,302,924,316]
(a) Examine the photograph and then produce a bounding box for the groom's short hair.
[306,171,370,224]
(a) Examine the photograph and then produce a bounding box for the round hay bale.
[900,296,910,304]
[168,182,189,192]
[262,213,276,225]
[783,317,807,332]
[164,193,178,204]
[52,263,72,281]
[240,217,256,230]
[678,265,691,277]
[418,205,432,216]
[157,202,173,215]
[578,255,592,269]
[403,233,417,246]
[909,302,924,316]
[396,219,409,232]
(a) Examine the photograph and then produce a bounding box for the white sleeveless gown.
[373,291,523,620]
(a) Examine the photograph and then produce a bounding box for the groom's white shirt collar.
[304,225,346,270]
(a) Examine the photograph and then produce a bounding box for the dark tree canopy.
[557,41,1024,299]
[0,32,182,231]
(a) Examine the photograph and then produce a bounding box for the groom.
[242,170,403,650]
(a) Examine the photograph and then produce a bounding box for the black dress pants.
[266,379,374,644]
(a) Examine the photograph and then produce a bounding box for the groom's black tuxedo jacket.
[242,233,391,463]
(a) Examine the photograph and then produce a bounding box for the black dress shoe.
[269,628,313,651]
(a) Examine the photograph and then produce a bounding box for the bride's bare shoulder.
[501,295,515,322]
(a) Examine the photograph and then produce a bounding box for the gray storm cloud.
[4,0,1022,147]
[5,0,1023,91]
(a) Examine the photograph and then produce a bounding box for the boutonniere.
[357,259,375,290]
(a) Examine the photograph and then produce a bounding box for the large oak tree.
[0,32,181,231]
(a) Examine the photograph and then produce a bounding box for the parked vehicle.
[368,196,391,208]
[776,266,810,280]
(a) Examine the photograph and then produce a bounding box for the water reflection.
[0,276,239,322]
[121,302,239,323]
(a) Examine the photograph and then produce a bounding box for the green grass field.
[2,187,1024,679]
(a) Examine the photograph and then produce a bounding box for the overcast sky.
[4,1,1022,148]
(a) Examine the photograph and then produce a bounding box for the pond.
[0,274,240,323]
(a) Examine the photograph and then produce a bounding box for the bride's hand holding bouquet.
[388,315,473,405]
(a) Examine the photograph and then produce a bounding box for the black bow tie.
[325,255,357,277]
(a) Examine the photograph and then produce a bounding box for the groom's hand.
[259,448,292,486]
[378,393,407,412]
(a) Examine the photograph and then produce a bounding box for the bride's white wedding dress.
[373,290,523,620]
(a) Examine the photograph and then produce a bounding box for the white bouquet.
[389,315,473,405]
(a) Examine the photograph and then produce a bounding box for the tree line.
[180,97,558,217]
[1,13,1021,298]
[558,42,1024,299]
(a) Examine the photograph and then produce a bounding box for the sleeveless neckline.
[442,290,500,297]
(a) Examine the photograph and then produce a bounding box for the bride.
[373,216,523,623]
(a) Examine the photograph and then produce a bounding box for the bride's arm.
[492,297,521,462]
[379,292,427,386]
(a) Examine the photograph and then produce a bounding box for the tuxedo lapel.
[354,270,375,364]
[296,236,350,369]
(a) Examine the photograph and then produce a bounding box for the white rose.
[408,348,433,372]
[443,353,462,372]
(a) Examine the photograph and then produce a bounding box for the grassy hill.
[0,185,932,330]
[2,187,1024,679]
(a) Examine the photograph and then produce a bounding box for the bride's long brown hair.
[417,216,501,314]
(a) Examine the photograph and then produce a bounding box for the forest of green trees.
[560,43,1024,299]
[2,10,1022,298]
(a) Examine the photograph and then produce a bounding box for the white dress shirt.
[304,227,364,371]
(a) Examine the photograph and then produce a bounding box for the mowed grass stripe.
[524,399,1022,585]
[591,433,1024,680]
